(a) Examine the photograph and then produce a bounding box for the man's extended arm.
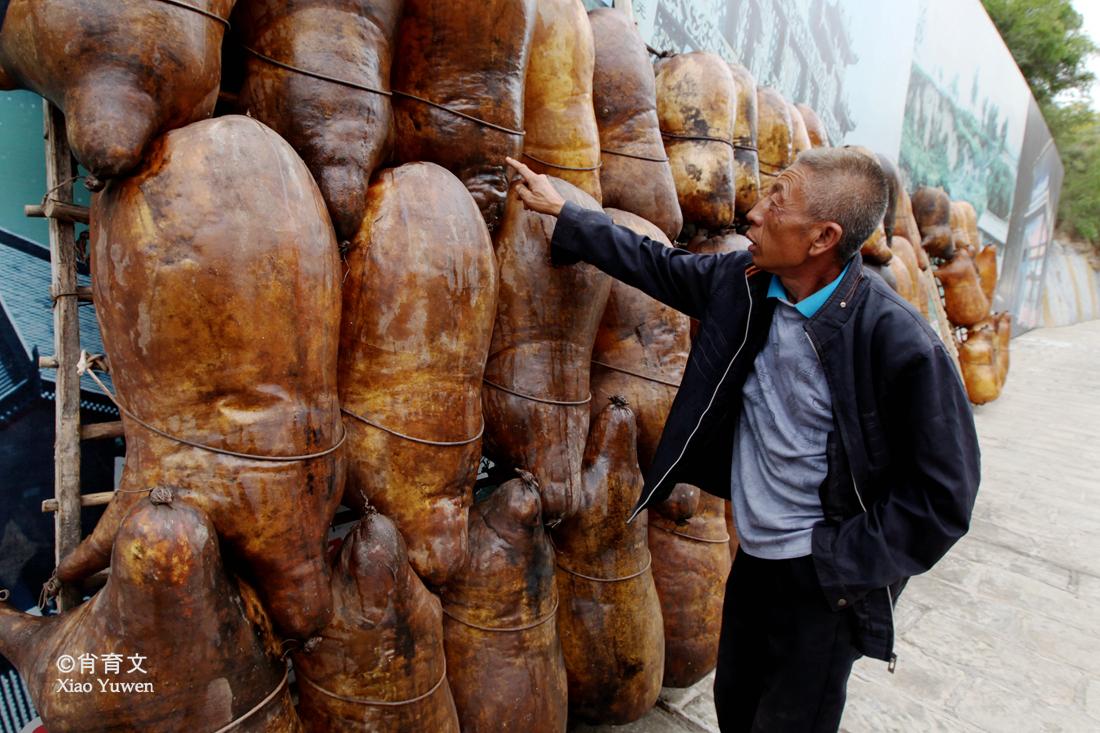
[506,156,736,320]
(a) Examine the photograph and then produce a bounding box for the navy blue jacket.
[551,202,981,662]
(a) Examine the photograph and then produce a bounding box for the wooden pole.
[44,101,83,611]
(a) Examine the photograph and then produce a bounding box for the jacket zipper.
[806,328,897,669]
[627,270,756,523]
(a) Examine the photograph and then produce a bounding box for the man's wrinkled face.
[744,164,818,274]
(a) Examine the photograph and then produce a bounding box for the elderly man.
[505,149,979,733]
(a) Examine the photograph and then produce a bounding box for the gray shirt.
[730,293,833,560]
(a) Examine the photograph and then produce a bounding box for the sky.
[1073,0,1100,108]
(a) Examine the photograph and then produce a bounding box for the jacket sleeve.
[812,340,981,607]
[550,201,732,320]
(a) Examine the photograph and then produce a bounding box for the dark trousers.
[713,549,862,733]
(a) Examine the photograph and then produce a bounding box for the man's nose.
[746,199,766,226]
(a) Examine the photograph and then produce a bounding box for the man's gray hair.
[794,148,890,264]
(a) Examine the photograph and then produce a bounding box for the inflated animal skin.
[976,243,998,301]
[887,252,915,303]
[950,201,973,253]
[795,103,830,147]
[392,0,537,231]
[522,0,601,201]
[440,475,567,733]
[654,52,737,230]
[756,86,793,190]
[912,186,956,260]
[995,311,1011,386]
[890,236,928,317]
[589,7,682,239]
[59,116,344,640]
[293,511,460,732]
[553,398,664,725]
[234,0,405,243]
[648,492,731,688]
[729,63,761,216]
[590,209,690,473]
[934,247,991,327]
[898,187,931,269]
[0,0,234,179]
[876,154,902,243]
[483,178,611,522]
[339,162,497,586]
[0,493,301,733]
[961,201,981,253]
[787,102,812,157]
[957,323,1000,404]
[861,224,894,265]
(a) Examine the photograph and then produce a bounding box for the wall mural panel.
[626,0,1060,332]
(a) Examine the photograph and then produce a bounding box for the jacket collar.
[805,256,866,336]
[767,258,854,318]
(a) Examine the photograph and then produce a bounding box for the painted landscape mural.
[601,0,1061,331]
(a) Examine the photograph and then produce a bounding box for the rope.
[394,90,525,136]
[78,351,346,462]
[296,660,448,707]
[40,175,84,206]
[482,378,591,406]
[733,138,759,153]
[151,0,231,28]
[758,160,787,173]
[242,47,390,97]
[661,130,735,149]
[591,360,681,389]
[522,152,602,172]
[645,43,673,59]
[555,550,652,583]
[600,148,669,163]
[210,665,288,733]
[242,47,524,136]
[341,407,484,447]
[441,598,559,632]
[39,570,61,610]
[651,521,730,544]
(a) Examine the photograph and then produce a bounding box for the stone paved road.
[574,319,1100,733]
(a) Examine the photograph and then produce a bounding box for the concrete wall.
[1041,239,1100,327]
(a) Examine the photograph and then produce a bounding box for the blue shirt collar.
[767,258,854,318]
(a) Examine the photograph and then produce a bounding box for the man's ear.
[808,222,843,257]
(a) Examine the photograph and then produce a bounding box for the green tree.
[1047,102,1100,242]
[982,0,1096,106]
[982,0,1100,247]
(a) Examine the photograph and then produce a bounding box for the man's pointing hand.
[506,157,567,217]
